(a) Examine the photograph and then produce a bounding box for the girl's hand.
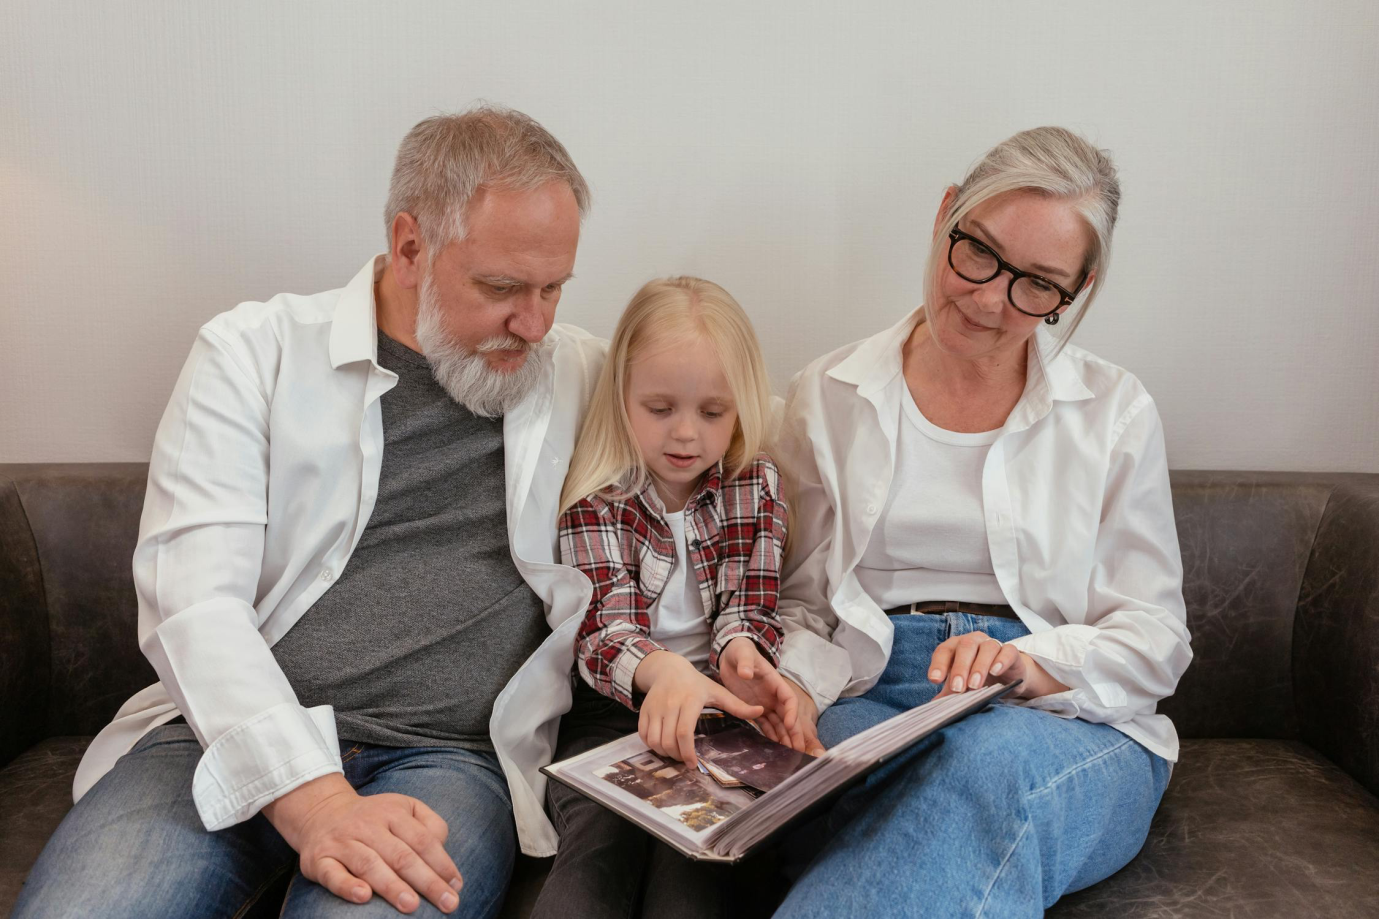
[718,637,809,753]
[928,631,1070,700]
[633,651,764,767]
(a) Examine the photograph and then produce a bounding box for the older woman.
[768,127,1191,917]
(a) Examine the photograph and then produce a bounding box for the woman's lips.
[665,454,698,469]
[959,310,996,332]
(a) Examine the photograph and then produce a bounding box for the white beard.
[413,272,550,418]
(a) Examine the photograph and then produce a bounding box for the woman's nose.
[971,276,1009,314]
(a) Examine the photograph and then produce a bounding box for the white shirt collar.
[826,306,1094,414]
[329,254,388,370]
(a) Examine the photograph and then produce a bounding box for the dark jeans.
[530,680,729,919]
[14,725,516,919]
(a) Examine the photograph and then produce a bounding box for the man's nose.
[508,289,552,344]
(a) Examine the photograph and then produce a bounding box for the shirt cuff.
[608,636,668,711]
[1008,626,1131,713]
[192,702,343,831]
[709,621,782,673]
[777,629,852,712]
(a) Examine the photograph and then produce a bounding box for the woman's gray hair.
[384,104,591,256]
[927,126,1120,345]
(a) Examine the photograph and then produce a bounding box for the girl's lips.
[665,454,698,469]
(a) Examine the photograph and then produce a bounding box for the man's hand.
[263,773,462,914]
[717,637,809,753]
[928,631,1070,700]
[632,650,764,767]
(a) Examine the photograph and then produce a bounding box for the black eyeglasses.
[947,228,1085,319]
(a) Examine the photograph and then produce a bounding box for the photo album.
[542,681,1018,863]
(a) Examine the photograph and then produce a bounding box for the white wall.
[3,1,1377,471]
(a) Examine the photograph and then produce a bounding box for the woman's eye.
[1027,278,1055,294]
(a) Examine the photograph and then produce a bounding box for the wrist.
[1015,653,1070,699]
[632,649,688,693]
[261,772,354,846]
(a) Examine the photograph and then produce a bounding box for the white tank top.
[855,378,1007,609]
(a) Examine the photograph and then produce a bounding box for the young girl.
[529,277,798,919]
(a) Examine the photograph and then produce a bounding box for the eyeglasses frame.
[946,228,1086,318]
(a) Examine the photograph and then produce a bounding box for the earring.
[1044,313,1060,326]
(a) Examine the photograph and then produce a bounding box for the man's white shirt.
[775,309,1192,762]
[73,256,604,857]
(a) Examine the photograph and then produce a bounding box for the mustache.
[475,334,534,354]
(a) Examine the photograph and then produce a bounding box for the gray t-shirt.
[272,331,549,750]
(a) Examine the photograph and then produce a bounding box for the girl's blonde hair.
[926,126,1121,348]
[559,277,773,514]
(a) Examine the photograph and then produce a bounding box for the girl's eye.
[648,407,671,415]
[702,411,723,419]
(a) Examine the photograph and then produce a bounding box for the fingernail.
[929,669,943,681]
[991,662,1004,675]
[952,676,964,692]
[450,878,463,892]
[400,892,418,910]
[971,673,983,688]
[442,891,458,911]
[353,887,369,902]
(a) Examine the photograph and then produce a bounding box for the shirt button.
[691,539,701,549]
[866,504,878,515]
[320,568,333,582]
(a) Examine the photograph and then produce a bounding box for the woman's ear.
[932,186,959,241]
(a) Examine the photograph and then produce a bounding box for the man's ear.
[388,212,426,290]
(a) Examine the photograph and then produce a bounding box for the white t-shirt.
[648,510,713,672]
[855,378,1007,609]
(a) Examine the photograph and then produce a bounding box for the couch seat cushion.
[1051,738,1379,918]
[0,737,92,918]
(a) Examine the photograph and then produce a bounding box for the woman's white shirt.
[648,510,713,672]
[854,387,1005,609]
[776,309,1192,762]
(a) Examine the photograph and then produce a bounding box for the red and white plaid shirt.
[559,453,788,709]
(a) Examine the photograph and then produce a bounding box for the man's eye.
[488,284,513,295]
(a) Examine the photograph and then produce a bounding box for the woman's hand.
[928,631,1070,700]
[717,637,807,752]
[632,650,764,767]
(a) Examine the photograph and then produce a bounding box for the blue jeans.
[14,725,517,919]
[775,613,1171,919]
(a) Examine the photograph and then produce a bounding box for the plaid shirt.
[560,453,788,709]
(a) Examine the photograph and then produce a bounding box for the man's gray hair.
[385,104,591,255]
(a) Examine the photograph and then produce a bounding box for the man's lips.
[665,453,699,469]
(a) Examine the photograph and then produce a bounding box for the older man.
[14,106,604,919]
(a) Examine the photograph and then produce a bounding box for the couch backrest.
[0,465,152,763]
[0,464,1371,755]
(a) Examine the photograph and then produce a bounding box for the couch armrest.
[0,475,50,768]
[1293,475,1379,797]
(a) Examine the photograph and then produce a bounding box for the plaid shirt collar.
[632,461,723,519]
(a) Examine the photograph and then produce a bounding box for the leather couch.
[2,464,1378,917]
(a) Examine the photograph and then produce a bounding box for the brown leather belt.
[885,600,1019,620]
